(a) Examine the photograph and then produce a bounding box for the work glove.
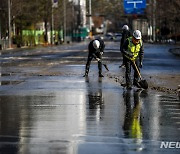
[139,62,143,68]
[124,51,133,58]
[127,53,133,58]
[100,52,103,55]
[96,58,101,62]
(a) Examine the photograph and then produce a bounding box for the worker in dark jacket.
[122,30,144,89]
[120,25,131,68]
[83,39,105,77]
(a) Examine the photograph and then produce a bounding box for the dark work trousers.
[85,52,102,75]
[122,53,126,65]
[120,46,125,66]
[124,57,140,87]
[120,48,125,65]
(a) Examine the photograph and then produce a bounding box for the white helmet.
[133,30,142,39]
[93,40,100,49]
[122,25,129,31]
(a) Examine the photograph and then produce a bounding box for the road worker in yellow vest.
[122,30,144,90]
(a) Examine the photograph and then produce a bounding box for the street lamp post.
[51,6,54,45]
[8,0,12,48]
[0,14,1,42]
[89,0,92,32]
[51,0,55,45]
[63,0,66,43]
[78,0,81,42]
[152,0,156,42]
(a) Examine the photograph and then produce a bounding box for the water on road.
[0,42,180,154]
[0,64,179,154]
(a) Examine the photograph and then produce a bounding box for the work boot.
[119,63,125,68]
[126,85,132,90]
[121,83,126,87]
[83,69,89,77]
[99,73,104,77]
[126,83,132,90]
[83,72,88,77]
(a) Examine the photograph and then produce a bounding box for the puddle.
[0,80,24,86]
[0,76,179,154]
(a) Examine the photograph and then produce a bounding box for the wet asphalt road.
[0,41,180,154]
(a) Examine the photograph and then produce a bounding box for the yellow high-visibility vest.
[125,37,142,61]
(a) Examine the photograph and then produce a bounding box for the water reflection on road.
[123,89,144,151]
[0,75,179,154]
[85,77,104,128]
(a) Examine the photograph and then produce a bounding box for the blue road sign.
[124,0,146,14]
[125,8,145,14]
[124,0,146,9]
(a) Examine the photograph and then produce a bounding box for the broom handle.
[133,61,142,79]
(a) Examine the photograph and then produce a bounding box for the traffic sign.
[124,0,146,9]
[124,8,145,14]
[124,0,146,14]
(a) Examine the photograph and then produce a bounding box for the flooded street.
[0,42,180,153]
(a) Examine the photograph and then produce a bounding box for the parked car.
[94,35,104,40]
[103,33,114,41]
[114,33,122,42]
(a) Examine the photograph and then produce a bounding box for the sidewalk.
[1,41,88,52]
[0,43,73,54]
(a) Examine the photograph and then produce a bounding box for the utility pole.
[63,0,66,43]
[78,0,81,41]
[8,0,12,48]
[89,0,92,32]
[152,0,156,42]
[51,6,54,45]
[0,16,1,45]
